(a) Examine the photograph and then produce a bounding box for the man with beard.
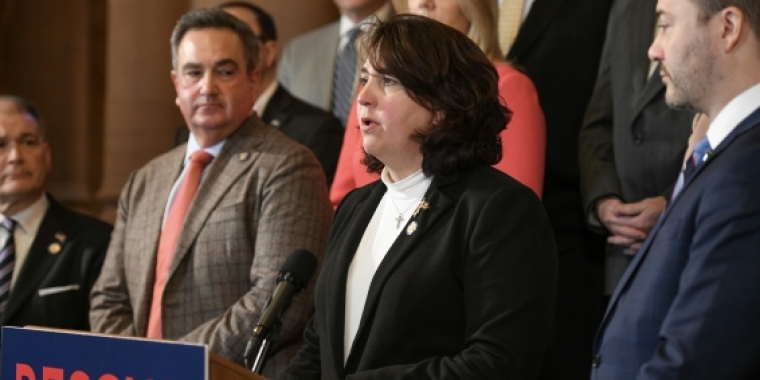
[591,0,760,378]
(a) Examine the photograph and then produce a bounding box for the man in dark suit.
[501,1,613,378]
[0,95,111,333]
[90,9,332,378]
[579,0,694,297]
[592,0,760,378]
[174,2,344,186]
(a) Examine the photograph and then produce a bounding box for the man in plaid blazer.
[89,8,332,378]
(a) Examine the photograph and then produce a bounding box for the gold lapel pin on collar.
[412,198,430,218]
[238,152,250,162]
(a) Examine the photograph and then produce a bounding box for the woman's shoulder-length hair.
[361,14,510,177]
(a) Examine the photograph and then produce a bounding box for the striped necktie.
[0,218,17,315]
[332,27,361,126]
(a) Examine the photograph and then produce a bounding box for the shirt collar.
[707,81,760,149]
[1,194,49,236]
[253,81,279,117]
[185,132,226,164]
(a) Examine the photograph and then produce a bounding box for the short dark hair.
[0,95,46,138]
[360,14,509,177]
[692,0,760,39]
[170,7,260,73]
[219,1,277,41]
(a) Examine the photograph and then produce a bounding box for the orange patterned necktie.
[147,150,214,338]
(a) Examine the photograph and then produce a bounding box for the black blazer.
[174,84,343,186]
[0,195,112,331]
[507,0,613,253]
[282,167,558,379]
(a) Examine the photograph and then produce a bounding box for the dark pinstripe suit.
[90,115,333,378]
[579,0,695,292]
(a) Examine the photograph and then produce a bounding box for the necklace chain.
[388,196,422,229]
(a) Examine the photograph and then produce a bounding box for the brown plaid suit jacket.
[90,115,332,378]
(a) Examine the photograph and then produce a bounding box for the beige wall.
[0,0,107,214]
[194,0,339,47]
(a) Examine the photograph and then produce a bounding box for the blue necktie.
[673,137,712,198]
[0,218,17,315]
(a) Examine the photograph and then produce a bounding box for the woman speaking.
[281,15,557,379]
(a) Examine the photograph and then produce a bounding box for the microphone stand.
[245,271,301,373]
[251,321,281,374]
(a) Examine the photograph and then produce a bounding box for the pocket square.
[38,284,81,297]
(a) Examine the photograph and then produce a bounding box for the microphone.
[244,249,318,372]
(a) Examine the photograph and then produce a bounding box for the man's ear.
[249,67,261,92]
[719,6,745,52]
[264,41,280,69]
[171,70,180,107]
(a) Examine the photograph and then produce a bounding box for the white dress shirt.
[343,168,431,362]
[706,82,760,150]
[162,134,225,225]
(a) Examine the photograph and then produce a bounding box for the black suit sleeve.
[299,113,343,187]
[279,315,323,380]
[578,16,623,234]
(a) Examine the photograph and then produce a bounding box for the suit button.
[634,135,644,144]
[591,354,602,368]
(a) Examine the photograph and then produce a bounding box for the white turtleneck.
[343,168,432,363]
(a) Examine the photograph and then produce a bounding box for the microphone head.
[278,249,318,291]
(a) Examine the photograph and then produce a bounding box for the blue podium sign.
[1,326,207,380]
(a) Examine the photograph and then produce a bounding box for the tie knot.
[191,150,214,167]
[1,218,15,232]
[346,27,361,43]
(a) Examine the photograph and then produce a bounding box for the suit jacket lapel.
[261,85,294,129]
[345,177,455,369]
[320,182,385,377]
[166,116,264,281]
[629,0,666,119]
[508,0,566,59]
[631,70,665,121]
[1,197,70,324]
[131,148,183,332]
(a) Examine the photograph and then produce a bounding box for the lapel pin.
[412,198,431,218]
[48,242,61,255]
[270,119,281,127]
[703,149,714,162]
[406,221,418,236]
[238,152,250,162]
[54,232,66,243]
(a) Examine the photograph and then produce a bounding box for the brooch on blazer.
[406,198,431,235]
[49,232,67,254]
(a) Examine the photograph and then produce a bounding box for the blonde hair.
[458,0,504,61]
